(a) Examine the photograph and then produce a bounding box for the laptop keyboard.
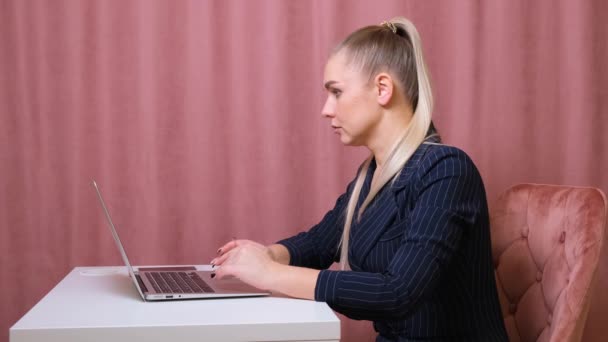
[144,272,214,294]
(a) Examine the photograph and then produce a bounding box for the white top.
[10,266,340,342]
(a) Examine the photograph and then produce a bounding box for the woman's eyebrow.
[324,80,338,90]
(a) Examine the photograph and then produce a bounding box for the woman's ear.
[374,73,394,106]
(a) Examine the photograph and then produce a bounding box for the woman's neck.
[367,106,413,170]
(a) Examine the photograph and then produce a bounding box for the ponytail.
[338,17,434,270]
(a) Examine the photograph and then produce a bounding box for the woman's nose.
[321,97,335,118]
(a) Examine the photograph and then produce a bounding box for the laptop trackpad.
[197,271,265,293]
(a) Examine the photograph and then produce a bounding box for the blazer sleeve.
[314,147,485,320]
[276,180,354,270]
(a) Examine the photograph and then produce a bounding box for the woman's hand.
[210,239,278,291]
[210,239,319,299]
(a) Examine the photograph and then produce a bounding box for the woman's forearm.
[267,263,320,300]
[267,243,291,265]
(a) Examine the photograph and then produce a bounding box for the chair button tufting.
[509,303,517,314]
[559,231,566,243]
[536,271,542,282]
[521,229,529,238]
[547,314,552,325]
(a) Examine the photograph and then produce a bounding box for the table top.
[10,266,340,342]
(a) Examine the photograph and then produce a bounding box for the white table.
[10,266,340,342]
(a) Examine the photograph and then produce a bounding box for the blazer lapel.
[349,188,399,268]
[348,140,437,268]
[390,140,436,194]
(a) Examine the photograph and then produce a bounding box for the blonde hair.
[337,17,434,270]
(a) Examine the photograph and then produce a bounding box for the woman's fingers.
[216,239,264,256]
[216,239,238,255]
[212,263,234,280]
[210,243,275,291]
[212,239,246,267]
[211,239,269,274]
[211,249,242,279]
[210,247,239,267]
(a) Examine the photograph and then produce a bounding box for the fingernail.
[217,248,222,255]
[210,273,216,278]
[211,263,215,268]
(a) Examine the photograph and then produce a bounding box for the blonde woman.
[211,17,508,341]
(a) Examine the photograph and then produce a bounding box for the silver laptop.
[92,180,270,301]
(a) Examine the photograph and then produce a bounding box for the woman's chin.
[338,135,351,145]
[339,135,360,146]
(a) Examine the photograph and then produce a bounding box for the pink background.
[1,1,606,341]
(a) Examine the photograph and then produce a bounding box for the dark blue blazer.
[278,140,508,341]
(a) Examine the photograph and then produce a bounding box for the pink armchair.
[491,184,607,342]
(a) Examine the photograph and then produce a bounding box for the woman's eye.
[332,89,342,98]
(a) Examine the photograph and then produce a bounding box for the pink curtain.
[1,1,606,341]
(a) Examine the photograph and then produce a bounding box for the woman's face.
[322,52,382,146]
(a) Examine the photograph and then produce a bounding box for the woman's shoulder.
[420,142,472,160]
[415,142,481,177]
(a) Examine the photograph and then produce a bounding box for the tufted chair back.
[490,184,607,342]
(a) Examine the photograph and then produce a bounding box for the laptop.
[92,180,270,301]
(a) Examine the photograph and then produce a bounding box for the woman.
[211,17,508,341]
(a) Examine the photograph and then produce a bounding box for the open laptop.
[92,180,270,301]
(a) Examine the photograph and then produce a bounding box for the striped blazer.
[278,140,508,341]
